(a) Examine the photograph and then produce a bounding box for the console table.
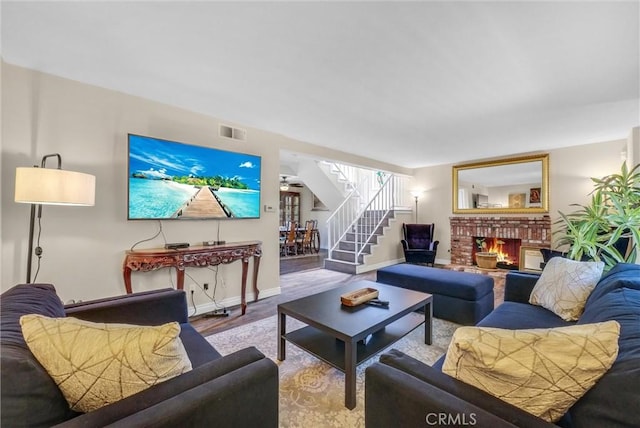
[123,241,262,315]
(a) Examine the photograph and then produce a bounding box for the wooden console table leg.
[176,269,185,290]
[241,258,249,315]
[252,255,261,302]
[123,267,133,294]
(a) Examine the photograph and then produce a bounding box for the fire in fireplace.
[473,237,522,270]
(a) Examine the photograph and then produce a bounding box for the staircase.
[282,154,410,273]
[324,210,395,273]
[324,173,402,274]
[318,161,360,196]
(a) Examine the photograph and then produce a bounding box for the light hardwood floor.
[191,267,375,337]
[191,262,506,337]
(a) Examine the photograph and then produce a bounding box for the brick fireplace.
[450,216,551,267]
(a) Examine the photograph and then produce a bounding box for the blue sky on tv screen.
[128,135,261,190]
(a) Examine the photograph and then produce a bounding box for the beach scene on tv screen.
[128,135,261,219]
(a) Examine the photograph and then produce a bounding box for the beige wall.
[413,140,627,264]
[0,63,393,311]
[410,164,455,264]
[629,126,640,167]
[0,61,3,284]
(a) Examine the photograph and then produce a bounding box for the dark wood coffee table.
[277,280,432,409]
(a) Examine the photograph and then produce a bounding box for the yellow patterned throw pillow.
[20,314,192,413]
[442,321,620,422]
[529,257,604,321]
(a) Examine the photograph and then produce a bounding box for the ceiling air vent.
[219,124,247,141]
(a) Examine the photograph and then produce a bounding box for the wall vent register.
[219,124,247,141]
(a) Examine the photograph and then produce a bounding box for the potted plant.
[554,162,640,270]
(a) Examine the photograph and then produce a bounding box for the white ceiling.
[2,1,638,169]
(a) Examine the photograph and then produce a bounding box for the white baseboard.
[188,286,281,318]
[435,257,452,266]
[356,258,406,274]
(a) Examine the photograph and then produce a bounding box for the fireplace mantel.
[450,216,551,266]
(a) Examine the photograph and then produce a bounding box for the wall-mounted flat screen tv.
[128,134,261,220]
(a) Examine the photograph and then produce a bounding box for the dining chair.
[309,219,320,253]
[282,221,298,256]
[299,220,315,254]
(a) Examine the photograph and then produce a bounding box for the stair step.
[361,210,393,219]
[330,250,365,264]
[331,250,355,262]
[324,259,359,274]
[353,225,385,235]
[357,216,391,225]
[338,241,371,253]
[356,218,390,226]
[345,232,381,244]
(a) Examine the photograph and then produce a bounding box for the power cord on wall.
[185,269,228,317]
[206,266,227,311]
[189,287,197,317]
[32,216,43,282]
[130,220,166,251]
[205,266,228,317]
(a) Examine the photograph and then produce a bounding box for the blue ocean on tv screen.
[214,188,260,218]
[129,178,198,219]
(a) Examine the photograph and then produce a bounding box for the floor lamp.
[410,190,423,223]
[14,154,96,283]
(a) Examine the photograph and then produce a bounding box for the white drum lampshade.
[15,167,96,206]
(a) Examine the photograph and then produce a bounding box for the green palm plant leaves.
[554,162,640,271]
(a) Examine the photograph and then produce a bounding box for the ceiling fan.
[280,176,303,191]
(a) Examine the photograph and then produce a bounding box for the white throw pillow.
[529,257,604,321]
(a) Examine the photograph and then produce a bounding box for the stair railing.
[329,162,360,192]
[352,174,396,261]
[327,174,397,262]
[327,176,369,256]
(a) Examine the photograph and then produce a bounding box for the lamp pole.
[410,190,423,223]
[26,154,62,283]
[15,153,95,283]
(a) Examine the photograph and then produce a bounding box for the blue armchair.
[401,223,439,266]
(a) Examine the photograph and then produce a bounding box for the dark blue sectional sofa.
[1,284,279,428]
[366,263,640,428]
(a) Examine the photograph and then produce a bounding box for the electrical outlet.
[203,283,209,291]
[189,284,197,294]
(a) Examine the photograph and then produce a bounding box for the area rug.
[207,314,459,427]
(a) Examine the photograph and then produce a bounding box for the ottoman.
[376,263,494,325]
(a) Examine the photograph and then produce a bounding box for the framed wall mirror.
[452,154,549,214]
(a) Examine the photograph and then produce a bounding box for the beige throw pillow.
[20,314,192,413]
[442,321,620,422]
[529,257,604,321]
